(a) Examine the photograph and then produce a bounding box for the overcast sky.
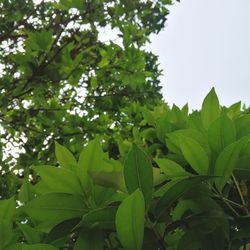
[147,0,250,110]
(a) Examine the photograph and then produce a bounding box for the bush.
[1,88,250,249]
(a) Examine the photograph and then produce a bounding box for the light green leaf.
[235,114,250,138]
[155,158,192,179]
[214,140,245,191]
[179,135,209,175]
[208,115,236,155]
[116,189,145,250]
[77,138,104,190]
[201,87,220,129]
[33,166,82,195]
[0,196,15,221]
[24,193,87,225]
[55,142,77,170]
[19,180,35,203]
[124,144,153,205]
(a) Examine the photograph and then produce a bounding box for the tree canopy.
[1,1,250,249]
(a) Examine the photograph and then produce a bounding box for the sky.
[147,0,250,111]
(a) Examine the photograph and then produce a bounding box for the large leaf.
[0,220,13,249]
[124,144,153,205]
[201,87,220,129]
[235,114,250,138]
[33,166,82,195]
[77,138,104,190]
[179,135,209,175]
[0,196,15,221]
[74,228,103,250]
[24,193,87,225]
[155,176,212,217]
[208,115,236,155]
[214,140,245,191]
[75,206,118,230]
[17,223,40,244]
[19,180,36,203]
[155,158,192,179]
[55,142,77,170]
[115,189,145,250]
[21,244,58,250]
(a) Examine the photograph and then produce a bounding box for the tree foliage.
[1,0,250,249]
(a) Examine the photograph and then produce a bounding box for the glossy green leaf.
[124,144,153,205]
[201,87,220,129]
[179,135,209,175]
[208,115,236,154]
[0,196,15,221]
[214,140,244,191]
[156,176,212,217]
[74,228,103,250]
[55,142,77,170]
[116,189,145,250]
[24,193,87,224]
[33,166,82,195]
[155,158,192,178]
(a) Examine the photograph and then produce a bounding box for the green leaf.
[75,206,118,230]
[0,220,13,249]
[24,193,87,225]
[235,114,250,138]
[55,142,77,170]
[17,223,40,244]
[214,140,245,191]
[156,176,212,217]
[179,135,209,175]
[77,138,104,190]
[155,158,192,179]
[201,87,220,129]
[0,196,15,221]
[74,228,103,250]
[124,144,153,205]
[33,165,82,195]
[116,189,145,250]
[20,244,58,250]
[19,180,35,203]
[208,115,236,155]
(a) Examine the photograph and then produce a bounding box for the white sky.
[147,0,250,110]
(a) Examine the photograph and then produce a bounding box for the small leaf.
[116,189,145,250]
[201,87,220,129]
[208,115,236,155]
[55,142,77,170]
[155,158,192,179]
[124,144,153,205]
[33,166,82,195]
[214,140,245,191]
[179,135,209,175]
